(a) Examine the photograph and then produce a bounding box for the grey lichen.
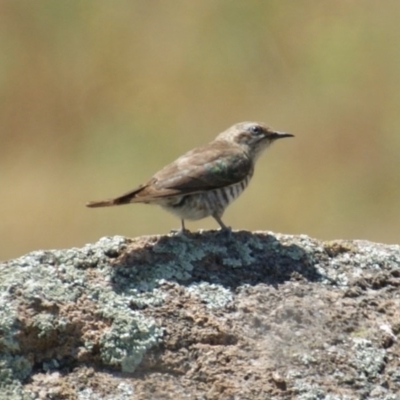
[0,383,34,400]
[187,282,233,309]
[351,338,386,379]
[96,290,163,372]
[0,354,32,386]
[77,382,135,400]
[99,310,163,373]
[1,231,400,398]
[112,231,285,292]
[0,292,20,352]
[0,235,164,390]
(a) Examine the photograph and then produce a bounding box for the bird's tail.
[86,185,146,208]
[86,199,118,208]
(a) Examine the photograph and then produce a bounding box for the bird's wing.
[136,141,253,200]
[87,142,253,207]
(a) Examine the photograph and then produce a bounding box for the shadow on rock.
[111,230,326,293]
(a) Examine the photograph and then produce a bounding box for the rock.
[1,231,400,399]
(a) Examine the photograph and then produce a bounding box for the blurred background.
[1,1,399,260]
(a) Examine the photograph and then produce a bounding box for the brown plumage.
[87,121,293,231]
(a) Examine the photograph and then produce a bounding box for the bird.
[86,121,294,232]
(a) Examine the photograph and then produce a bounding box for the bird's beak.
[270,131,294,140]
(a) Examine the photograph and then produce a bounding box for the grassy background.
[1,1,399,260]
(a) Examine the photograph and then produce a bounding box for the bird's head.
[217,122,294,160]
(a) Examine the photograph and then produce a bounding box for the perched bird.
[87,122,293,232]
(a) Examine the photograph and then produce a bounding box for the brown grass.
[1,1,399,259]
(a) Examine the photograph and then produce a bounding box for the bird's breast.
[161,174,252,221]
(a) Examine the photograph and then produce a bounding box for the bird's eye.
[250,125,263,135]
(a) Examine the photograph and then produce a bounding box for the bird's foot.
[170,227,191,236]
[170,219,191,236]
[219,226,232,239]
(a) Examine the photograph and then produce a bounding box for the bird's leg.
[213,214,232,236]
[181,219,187,232]
[171,219,190,235]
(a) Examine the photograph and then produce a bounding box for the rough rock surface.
[1,231,400,400]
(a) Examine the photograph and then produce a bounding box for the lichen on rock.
[1,231,400,399]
